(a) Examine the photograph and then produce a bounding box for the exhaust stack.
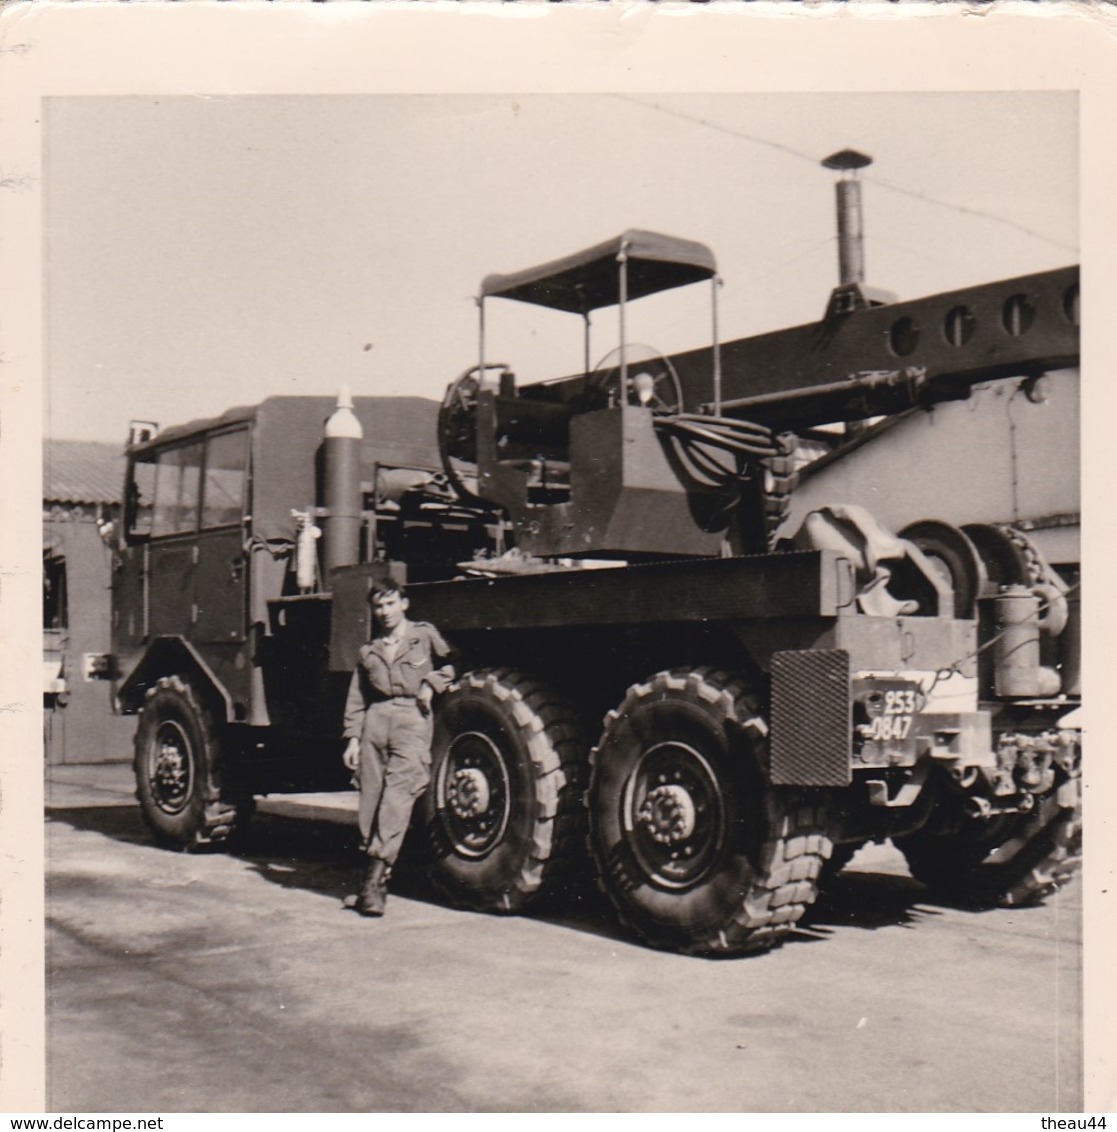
[821,148,873,287]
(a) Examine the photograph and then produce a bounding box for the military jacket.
[342,620,455,739]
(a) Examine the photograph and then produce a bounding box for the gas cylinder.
[994,586,1062,698]
[323,387,364,576]
[1059,587,1081,697]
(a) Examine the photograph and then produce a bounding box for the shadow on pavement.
[47,803,152,846]
[238,811,628,942]
[801,869,937,935]
[47,801,937,949]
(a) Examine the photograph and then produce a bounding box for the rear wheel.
[425,668,586,912]
[133,675,244,850]
[899,520,987,619]
[895,782,1081,907]
[820,841,861,881]
[588,667,830,955]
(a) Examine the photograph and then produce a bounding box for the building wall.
[44,507,135,765]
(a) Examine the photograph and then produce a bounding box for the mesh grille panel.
[770,649,851,786]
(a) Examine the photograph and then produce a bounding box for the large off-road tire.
[133,675,244,851]
[424,668,586,913]
[819,841,861,881]
[894,784,1082,907]
[588,667,831,956]
[761,451,800,549]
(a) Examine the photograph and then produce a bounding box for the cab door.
[194,427,250,644]
[146,440,204,639]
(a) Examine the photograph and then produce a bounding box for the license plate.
[853,679,926,759]
[862,712,914,742]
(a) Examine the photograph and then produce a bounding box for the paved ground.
[46,763,1083,1113]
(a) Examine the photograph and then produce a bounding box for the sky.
[43,91,1078,444]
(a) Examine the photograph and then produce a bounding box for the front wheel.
[133,675,244,850]
[588,667,830,956]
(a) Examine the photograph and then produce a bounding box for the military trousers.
[355,698,433,864]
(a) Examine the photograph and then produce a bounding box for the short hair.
[368,577,405,604]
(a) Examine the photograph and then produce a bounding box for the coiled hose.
[653,412,796,489]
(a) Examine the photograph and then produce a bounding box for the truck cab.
[112,395,457,730]
[117,417,253,705]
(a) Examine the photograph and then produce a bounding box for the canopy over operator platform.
[480,229,718,313]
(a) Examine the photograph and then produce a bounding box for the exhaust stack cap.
[822,148,873,174]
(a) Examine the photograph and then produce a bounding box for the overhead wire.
[611,94,1079,256]
[867,174,1079,255]
[753,236,836,285]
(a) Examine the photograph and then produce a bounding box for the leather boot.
[356,857,388,917]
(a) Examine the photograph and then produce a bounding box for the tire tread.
[134,675,241,851]
[430,668,587,913]
[589,666,830,956]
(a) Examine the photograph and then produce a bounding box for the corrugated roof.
[44,439,125,505]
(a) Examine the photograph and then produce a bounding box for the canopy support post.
[618,243,629,403]
[712,275,723,416]
[477,295,486,380]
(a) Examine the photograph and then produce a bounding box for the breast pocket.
[399,643,431,693]
[360,652,391,696]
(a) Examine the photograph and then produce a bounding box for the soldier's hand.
[417,684,433,717]
[343,737,360,771]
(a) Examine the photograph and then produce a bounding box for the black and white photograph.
[2,4,1113,1118]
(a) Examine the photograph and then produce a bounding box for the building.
[43,439,135,764]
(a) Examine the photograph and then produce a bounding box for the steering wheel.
[587,344,683,415]
[437,363,509,504]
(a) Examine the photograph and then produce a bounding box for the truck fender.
[116,636,236,722]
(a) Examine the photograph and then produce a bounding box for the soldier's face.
[372,591,407,632]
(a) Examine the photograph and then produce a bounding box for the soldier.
[342,579,454,917]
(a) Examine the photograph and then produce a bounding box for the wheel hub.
[156,743,187,791]
[150,722,192,814]
[436,730,511,859]
[447,766,492,819]
[638,784,697,844]
[623,740,727,890]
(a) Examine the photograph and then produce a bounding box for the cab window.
[201,429,249,530]
[126,457,156,539]
[150,441,204,537]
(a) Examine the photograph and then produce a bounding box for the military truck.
[110,176,1080,955]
